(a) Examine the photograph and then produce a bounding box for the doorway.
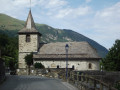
[72,65,74,70]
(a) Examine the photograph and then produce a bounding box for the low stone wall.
[17,68,36,75]
[17,68,64,78]
[0,58,5,83]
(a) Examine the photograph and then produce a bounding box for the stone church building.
[18,10,101,72]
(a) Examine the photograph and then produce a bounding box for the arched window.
[72,65,74,70]
[88,63,92,69]
[26,34,30,42]
[57,65,59,69]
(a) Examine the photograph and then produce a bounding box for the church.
[18,10,101,73]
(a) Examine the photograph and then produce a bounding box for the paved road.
[0,75,78,90]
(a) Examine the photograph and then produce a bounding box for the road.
[0,75,78,90]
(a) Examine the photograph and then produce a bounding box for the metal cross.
[30,0,31,10]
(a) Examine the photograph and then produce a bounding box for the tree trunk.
[28,65,30,75]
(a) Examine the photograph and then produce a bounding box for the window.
[72,65,74,70]
[57,65,59,69]
[26,34,30,42]
[88,63,92,69]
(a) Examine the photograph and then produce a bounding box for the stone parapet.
[0,58,5,83]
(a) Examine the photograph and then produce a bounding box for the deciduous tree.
[34,62,44,69]
[24,53,33,75]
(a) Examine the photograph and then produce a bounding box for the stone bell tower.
[18,10,41,69]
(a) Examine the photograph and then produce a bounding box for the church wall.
[34,60,100,70]
[18,34,39,69]
[18,53,30,68]
[19,34,39,53]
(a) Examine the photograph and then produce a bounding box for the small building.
[18,10,101,74]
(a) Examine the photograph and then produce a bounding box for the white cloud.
[95,2,120,23]
[53,6,92,18]
[0,0,40,19]
[86,0,92,3]
[47,0,67,8]
[38,0,67,10]
[13,0,38,7]
[0,0,91,19]
[33,0,92,19]
[89,2,120,48]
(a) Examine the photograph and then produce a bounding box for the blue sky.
[0,0,120,49]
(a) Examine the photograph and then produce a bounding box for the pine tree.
[102,39,120,71]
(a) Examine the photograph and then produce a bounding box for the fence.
[61,71,119,90]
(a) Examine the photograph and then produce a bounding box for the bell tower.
[18,10,41,68]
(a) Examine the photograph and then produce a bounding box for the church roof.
[18,10,41,35]
[33,42,101,60]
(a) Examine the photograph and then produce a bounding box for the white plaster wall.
[34,60,100,70]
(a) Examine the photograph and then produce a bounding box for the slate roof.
[18,10,41,35]
[33,42,101,60]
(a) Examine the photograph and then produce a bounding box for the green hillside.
[0,14,24,30]
[0,13,108,57]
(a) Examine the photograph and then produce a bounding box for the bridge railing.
[61,71,118,90]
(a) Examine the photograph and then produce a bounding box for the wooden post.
[70,71,72,79]
[72,72,73,80]
[73,72,75,82]
[81,84,82,90]
[108,84,111,90]
[89,78,92,87]
[100,82,103,90]
[81,73,84,82]
[94,79,96,89]
[86,75,88,83]
[85,74,88,83]
[77,72,79,81]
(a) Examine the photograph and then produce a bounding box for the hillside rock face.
[0,14,108,57]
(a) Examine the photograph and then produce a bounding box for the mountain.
[0,13,108,57]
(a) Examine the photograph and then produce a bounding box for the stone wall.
[18,34,39,68]
[0,58,5,83]
[17,67,36,75]
[18,53,30,68]
[34,60,100,70]
[19,34,39,53]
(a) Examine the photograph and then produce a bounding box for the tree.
[102,39,120,71]
[3,56,16,71]
[0,33,18,70]
[34,62,44,69]
[24,53,33,75]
